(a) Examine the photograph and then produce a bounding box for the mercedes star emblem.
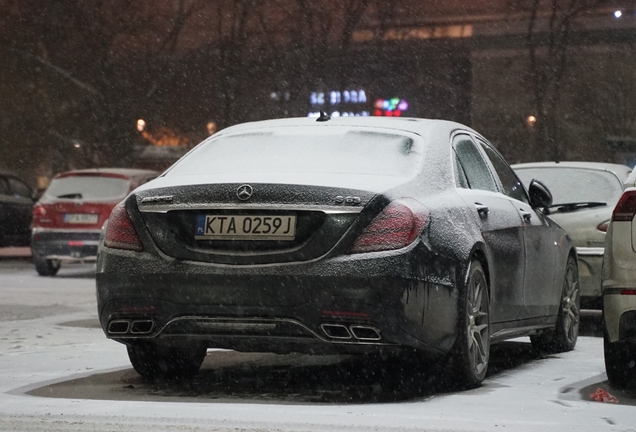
[236,184,253,201]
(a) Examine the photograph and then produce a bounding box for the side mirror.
[528,179,552,210]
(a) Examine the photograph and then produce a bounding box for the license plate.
[64,213,98,224]
[195,214,296,240]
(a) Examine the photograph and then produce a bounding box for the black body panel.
[97,241,461,356]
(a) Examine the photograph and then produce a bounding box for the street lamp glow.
[527,115,537,126]
[206,121,217,135]
[614,10,622,18]
[73,142,81,149]
[136,119,146,132]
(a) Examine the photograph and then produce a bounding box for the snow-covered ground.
[1,259,635,432]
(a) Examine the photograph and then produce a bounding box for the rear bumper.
[603,291,636,343]
[96,242,461,356]
[31,229,100,262]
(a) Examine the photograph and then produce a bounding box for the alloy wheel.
[467,263,490,376]
[561,260,580,347]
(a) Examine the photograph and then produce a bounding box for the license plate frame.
[63,213,99,224]
[195,214,296,241]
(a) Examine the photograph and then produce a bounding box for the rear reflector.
[597,220,609,233]
[68,241,84,246]
[612,190,636,222]
[115,306,156,313]
[104,202,144,252]
[348,199,429,254]
[621,289,636,295]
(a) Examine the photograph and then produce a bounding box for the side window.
[0,176,9,196]
[477,140,529,203]
[453,135,498,192]
[453,151,469,188]
[8,178,32,198]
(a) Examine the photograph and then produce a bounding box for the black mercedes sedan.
[96,117,579,388]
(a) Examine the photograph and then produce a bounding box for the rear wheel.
[604,330,636,389]
[531,255,579,353]
[34,257,60,277]
[450,260,490,388]
[127,343,207,379]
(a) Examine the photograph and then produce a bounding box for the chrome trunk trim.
[137,203,363,214]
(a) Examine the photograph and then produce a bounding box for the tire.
[604,330,636,389]
[450,260,490,388]
[34,257,60,277]
[531,255,579,353]
[127,343,207,379]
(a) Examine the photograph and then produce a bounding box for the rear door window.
[453,135,498,192]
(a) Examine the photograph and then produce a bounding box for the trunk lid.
[135,182,381,264]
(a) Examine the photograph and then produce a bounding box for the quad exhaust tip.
[108,320,130,334]
[350,325,382,341]
[321,324,382,341]
[321,324,352,339]
[130,320,154,334]
[108,319,154,335]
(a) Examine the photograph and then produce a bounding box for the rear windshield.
[45,175,131,201]
[167,128,424,177]
[515,167,624,204]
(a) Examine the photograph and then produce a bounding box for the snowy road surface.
[1,259,635,432]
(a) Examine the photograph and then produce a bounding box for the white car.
[602,169,636,389]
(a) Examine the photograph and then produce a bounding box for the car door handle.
[520,210,532,221]
[475,203,489,219]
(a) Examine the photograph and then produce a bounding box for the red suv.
[31,168,158,276]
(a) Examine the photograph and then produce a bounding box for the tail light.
[612,190,636,222]
[348,199,429,254]
[33,204,46,218]
[597,220,609,232]
[104,202,143,252]
[32,204,49,227]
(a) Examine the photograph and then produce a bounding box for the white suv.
[602,169,636,388]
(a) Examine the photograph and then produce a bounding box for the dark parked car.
[514,162,632,309]
[0,171,35,247]
[96,117,579,387]
[32,168,157,276]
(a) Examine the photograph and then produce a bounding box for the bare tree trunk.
[525,0,608,161]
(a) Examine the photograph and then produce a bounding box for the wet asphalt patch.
[25,341,548,404]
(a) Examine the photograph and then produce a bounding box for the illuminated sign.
[373,98,409,117]
[308,89,369,118]
[310,90,367,106]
